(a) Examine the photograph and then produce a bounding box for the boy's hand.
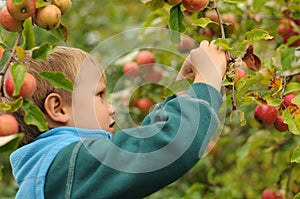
[177,40,227,91]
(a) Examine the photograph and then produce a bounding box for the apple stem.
[0,27,23,97]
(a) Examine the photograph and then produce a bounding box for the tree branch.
[0,28,23,97]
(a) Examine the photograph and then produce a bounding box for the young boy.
[9,39,226,199]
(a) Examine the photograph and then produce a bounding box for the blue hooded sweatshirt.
[10,126,111,199]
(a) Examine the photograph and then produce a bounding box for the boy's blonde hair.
[3,46,103,147]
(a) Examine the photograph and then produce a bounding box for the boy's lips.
[109,121,115,128]
[109,121,115,134]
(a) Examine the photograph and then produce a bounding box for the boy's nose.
[109,104,116,115]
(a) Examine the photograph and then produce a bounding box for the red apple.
[222,13,235,24]
[51,0,72,15]
[261,189,283,199]
[136,98,154,112]
[202,27,213,37]
[166,0,182,5]
[282,93,297,108]
[6,0,36,21]
[222,13,236,32]
[254,105,278,125]
[0,114,19,136]
[182,0,209,13]
[123,61,139,78]
[274,115,289,132]
[0,6,23,32]
[234,67,247,82]
[35,4,61,30]
[5,72,37,98]
[136,50,156,69]
[142,68,163,82]
[277,23,293,36]
[176,35,196,52]
[204,10,218,22]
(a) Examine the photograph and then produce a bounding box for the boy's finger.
[199,40,209,48]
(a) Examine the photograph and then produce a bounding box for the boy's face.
[69,60,116,135]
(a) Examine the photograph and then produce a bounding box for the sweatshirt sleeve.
[44,83,223,199]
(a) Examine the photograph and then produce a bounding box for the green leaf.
[22,99,48,132]
[236,144,250,160]
[281,46,295,71]
[0,133,24,153]
[164,79,193,97]
[292,95,300,107]
[169,5,186,33]
[252,0,268,12]
[12,0,22,3]
[283,109,300,135]
[223,0,246,3]
[286,35,300,46]
[213,38,234,51]
[10,63,26,96]
[22,17,35,50]
[292,12,300,19]
[140,0,165,11]
[237,109,246,126]
[0,97,23,112]
[39,71,73,91]
[32,43,57,61]
[0,102,11,111]
[291,145,300,163]
[244,28,273,42]
[235,72,264,100]
[192,18,217,28]
[36,0,50,8]
[50,24,68,42]
[284,82,300,95]
[263,95,283,107]
[294,192,300,199]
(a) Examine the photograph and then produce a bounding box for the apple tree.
[127,0,299,198]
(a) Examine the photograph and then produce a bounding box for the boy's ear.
[43,93,71,124]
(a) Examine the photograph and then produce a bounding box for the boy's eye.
[97,91,105,98]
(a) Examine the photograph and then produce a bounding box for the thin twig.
[281,70,300,79]
[213,0,226,39]
[0,28,23,97]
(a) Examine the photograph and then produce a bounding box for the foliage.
[137,0,300,198]
[1,0,300,198]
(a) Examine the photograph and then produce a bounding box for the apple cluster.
[166,0,209,13]
[123,50,163,82]
[254,93,299,132]
[0,72,37,137]
[122,50,160,113]
[0,0,72,32]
